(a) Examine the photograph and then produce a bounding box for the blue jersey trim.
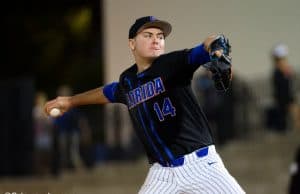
[188,44,211,65]
[137,105,164,163]
[137,72,145,78]
[142,101,175,161]
[125,78,164,163]
[103,82,118,102]
[136,79,175,162]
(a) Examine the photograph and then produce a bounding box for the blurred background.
[1,0,300,193]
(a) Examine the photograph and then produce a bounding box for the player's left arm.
[156,34,231,88]
[187,43,211,67]
[202,34,233,92]
[187,34,225,67]
[187,34,233,92]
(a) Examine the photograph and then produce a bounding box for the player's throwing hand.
[44,96,72,117]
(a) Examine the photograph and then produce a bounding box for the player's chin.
[149,51,163,58]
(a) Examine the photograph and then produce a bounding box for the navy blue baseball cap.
[128,16,172,39]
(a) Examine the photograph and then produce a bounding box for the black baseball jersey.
[104,46,214,164]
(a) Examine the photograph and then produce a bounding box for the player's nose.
[151,35,160,43]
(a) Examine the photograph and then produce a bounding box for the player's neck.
[135,57,154,73]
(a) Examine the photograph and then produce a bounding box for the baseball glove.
[203,34,232,92]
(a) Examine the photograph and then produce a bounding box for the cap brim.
[138,20,172,38]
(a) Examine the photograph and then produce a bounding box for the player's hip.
[154,145,218,168]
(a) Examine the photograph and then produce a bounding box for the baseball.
[49,108,61,117]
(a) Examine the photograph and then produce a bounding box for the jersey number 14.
[153,97,176,121]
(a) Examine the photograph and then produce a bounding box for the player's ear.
[129,39,136,51]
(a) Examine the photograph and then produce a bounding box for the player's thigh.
[139,164,179,194]
[179,155,245,194]
[139,180,179,194]
[196,160,245,193]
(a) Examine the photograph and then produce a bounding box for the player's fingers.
[204,34,218,51]
[214,49,223,58]
[44,98,60,115]
[45,96,72,116]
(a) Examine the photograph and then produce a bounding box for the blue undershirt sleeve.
[188,44,211,66]
[103,82,119,103]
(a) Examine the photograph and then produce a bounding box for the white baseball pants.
[139,145,245,194]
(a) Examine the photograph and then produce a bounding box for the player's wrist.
[68,96,76,109]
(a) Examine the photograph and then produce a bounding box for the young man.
[45,16,245,193]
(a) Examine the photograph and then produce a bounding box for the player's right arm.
[44,82,120,117]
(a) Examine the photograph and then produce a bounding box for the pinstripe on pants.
[139,145,245,194]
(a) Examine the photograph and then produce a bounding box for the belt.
[158,146,209,167]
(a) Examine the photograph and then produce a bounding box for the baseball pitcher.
[45,16,245,193]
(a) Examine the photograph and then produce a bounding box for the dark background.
[2,0,103,94]
[1,0,105,176]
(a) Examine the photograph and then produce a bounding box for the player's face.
[130,28,165,60]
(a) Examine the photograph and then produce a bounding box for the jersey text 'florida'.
[126,77,165,109]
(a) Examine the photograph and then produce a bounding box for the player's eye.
[157,34,165,40]
[143,33,152,38]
